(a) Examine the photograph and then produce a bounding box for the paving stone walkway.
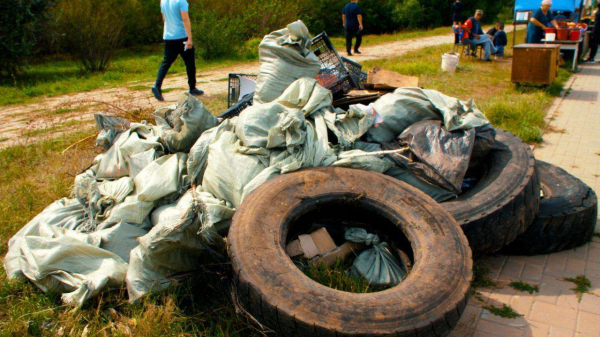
[449,63,600,337]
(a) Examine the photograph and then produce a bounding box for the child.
[493,22,507,58]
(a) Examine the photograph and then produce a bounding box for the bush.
[57,0,136,72]
[0,0,55,77]
[190,5,245,60]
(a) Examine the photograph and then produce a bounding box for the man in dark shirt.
[584,4,600,63]
[342,0,363,56]
[488,22,507,58]
[452,0,464,25]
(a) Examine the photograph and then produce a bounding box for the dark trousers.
[589,34,599,60]
[345,28,362,53]
[155,38,196,90]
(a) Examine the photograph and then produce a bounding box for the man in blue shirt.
[152,0,203,101]
[342,0,363,56]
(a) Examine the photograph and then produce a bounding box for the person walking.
[342,0,363,56]
[152,0,203,102]
[584,3,600,63]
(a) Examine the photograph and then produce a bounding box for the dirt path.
[0,26,517,148]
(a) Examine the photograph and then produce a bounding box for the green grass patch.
[510,281,539,294]
[472,261,498,291]
[0,137,8,143]
[564,275,592,302]
[361,28,571,144]
[299,259,384,293]
[483,304,523,319]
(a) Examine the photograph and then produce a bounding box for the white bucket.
[441,53,459,73]
[546,33,556,41]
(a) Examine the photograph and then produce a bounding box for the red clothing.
[462,19,473,41]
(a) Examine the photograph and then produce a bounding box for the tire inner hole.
[283,197,415,293]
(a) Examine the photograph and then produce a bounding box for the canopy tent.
[515,0,583,12]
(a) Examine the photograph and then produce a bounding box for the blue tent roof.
[515,0,583,12]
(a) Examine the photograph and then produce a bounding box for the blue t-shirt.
[161,0,189,40]
[343,2,363,31]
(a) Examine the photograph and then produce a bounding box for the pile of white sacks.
[4,21,490,307]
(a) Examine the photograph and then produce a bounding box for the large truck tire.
[502,161,598,256]
[442,130,540,256]
[228,167,472,337]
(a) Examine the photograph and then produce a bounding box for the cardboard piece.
[365,66,420,91]
[287,227,337,259]
[313,242,365,267]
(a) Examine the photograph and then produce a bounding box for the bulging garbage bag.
[93,114,131,150]
[153,93,218,153]
[127,188,232,302]
[254,20,321,104]
[397,120,476,194]
[95,124,164,179]
[324,104,375,150]
[4,199,88,281]
[367,87,490,143]
[344,228,406,287]
[9,221,129,307]
[187,118,236,185]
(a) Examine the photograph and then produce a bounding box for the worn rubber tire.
[502,161,598,255]
[442,130,540,256]
[228,167,472,337]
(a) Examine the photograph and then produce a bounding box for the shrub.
[190,5,245,60]
[0,0,55,77]
[56,0,136,72]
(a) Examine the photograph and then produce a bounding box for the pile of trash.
[4,20,493,306]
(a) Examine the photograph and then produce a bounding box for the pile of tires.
[226,130,597,337]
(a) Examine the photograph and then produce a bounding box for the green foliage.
[0,0,56,77]
[564,275,592,302]
[56,0,137,72]
[510,281,539,294]
[483,304,523,319]
[190,5,245,60]
[472,261,498,290]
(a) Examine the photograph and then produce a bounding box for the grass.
[361,28,572,144]
[510,281,539,294]
[129,85,184,93]
[299,259,386,294]
[471,261,498,291]
[563,275,592,302]
[483,304,523,319]
[0,26,456,108]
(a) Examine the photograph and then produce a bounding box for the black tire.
[442,130,540,256]
[228,167,472,337]
[502,161,598,256]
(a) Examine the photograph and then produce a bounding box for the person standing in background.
[152,0,203,101]
[584,3,600,63]
[342,0,363,56]
[452,0,464,25]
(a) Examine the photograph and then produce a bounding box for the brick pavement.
[450,63,600,337]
